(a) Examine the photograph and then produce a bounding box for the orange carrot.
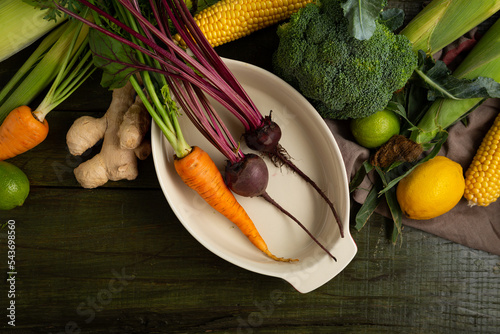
[0,106,49,161]
[174,146,296,262]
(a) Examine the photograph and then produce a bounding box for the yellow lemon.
[396,156,465,220]
[0,161,30,210]
[350,108,400,148]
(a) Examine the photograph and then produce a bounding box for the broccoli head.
[272,0,417,119]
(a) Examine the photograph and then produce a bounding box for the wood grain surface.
[1,1,499,333]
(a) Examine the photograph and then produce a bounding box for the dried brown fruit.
[371,135,423,168]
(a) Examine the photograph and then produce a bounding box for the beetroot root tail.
[261,192,337,261]
[269,145,344,238]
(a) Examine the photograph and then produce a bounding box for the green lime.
[350,108,401,148]
[0,161,30,210]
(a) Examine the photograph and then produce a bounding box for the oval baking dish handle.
[280,237,358,294]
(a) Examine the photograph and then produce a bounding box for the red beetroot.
[225,154,337,261]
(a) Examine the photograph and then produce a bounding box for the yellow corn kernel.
[464,113,500,207]
[183,0,313,47]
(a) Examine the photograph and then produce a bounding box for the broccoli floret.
[272,0,417,119]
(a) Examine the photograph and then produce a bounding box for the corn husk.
[0,19,90,123]
[401,0,500,56]
[411,17,500,144]
[0,0,63,62]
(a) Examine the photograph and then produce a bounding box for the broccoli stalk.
[272,0,417,119]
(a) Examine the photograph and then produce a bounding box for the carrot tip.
[264,250,299,263]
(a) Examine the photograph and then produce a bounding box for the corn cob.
[464,113,500,207]
[177,0,313,47]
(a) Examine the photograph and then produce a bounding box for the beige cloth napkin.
[325,98,500,255]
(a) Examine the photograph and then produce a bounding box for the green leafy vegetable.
[410,17,500,145]
[88,29,137,89]
[23,0,85,21]
[414,51,500,101]
[354,180,382,231]
[273,0,417,119]
[379,8,405,31]
[349,160,374,193]
[0,13,93,123]
[382,185,402,244]
[341,0,386,40]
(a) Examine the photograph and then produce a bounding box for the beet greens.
[172,76,337,261]
[56,0,341,258]
[164,0,344,238]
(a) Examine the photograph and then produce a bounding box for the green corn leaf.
[411,18,500,144]
[385,101,407,120]
[354,179,382,231]
[349,160,374,193]
[374,166,403,244]
[415,54,500,101]
[384,187,403,245]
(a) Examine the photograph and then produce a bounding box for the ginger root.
[66,81,151,188]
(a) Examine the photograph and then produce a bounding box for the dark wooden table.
[1,1,500,333]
